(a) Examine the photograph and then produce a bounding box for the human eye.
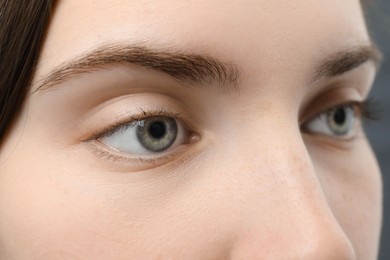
[86,109,199,166]
[100,114,187,155]
[301,99,379,140]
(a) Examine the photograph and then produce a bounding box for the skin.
[0,0,383,259]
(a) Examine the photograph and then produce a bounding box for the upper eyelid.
[72,91,201,145]
[97,120,139,139]
[85,109,194,142]
[298,84,367,124]
[300,103,362,141]
[84,113,199,170]
[301,101,362,123]
[89,101,363,141]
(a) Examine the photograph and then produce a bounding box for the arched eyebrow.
[311,44,383,83]
[33,42,382,94]
[32,43,241,94]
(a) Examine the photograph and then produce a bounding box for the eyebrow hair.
[33,42,382,94]
[33,43,241,94]
[311,44,382,82]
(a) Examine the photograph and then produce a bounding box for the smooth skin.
[0,0,382,259]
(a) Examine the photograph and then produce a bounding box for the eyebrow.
[33,43,241,94]
[311,44,382,82]
[33,42,382,94]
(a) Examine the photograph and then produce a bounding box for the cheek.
[0,148,92,257]
[310,140,382,259]
[0,142,134,257]
[0,142,225,259]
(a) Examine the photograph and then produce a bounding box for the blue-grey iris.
[136,116,178,152]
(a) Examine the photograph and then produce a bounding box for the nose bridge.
[223,125,356,259]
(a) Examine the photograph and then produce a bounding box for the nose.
[220,129,356,260]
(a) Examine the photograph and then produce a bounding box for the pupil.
[148,121,166,139]
[333,108,346,125]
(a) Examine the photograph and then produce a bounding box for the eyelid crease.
[300,99,379,142]
[299,85,367,124]
[83,107,196,142]
[312,99,380,122]
[301,100,365,124]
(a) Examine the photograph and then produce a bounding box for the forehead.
[36,0,369,83]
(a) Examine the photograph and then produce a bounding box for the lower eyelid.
[85,129,202,171]
[86,140,182,168]
[302,118,361,142]
[301,104,361,137]
[303,126,366,153]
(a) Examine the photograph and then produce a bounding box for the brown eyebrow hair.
[32,42,382,94]
[312,44,383,82]
[32,43,241,94]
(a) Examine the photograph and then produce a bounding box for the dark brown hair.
[0,0,54,144]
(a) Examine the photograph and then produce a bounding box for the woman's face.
[0,0,382,259]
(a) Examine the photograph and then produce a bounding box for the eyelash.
[299,97,380,141]
[86,108,189,141]
[85,97,380,166]
[359,97,381,121]
[90,98,379,137]
[84,108,196,167]
[89,146,180,165]
[318,97,380,122]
